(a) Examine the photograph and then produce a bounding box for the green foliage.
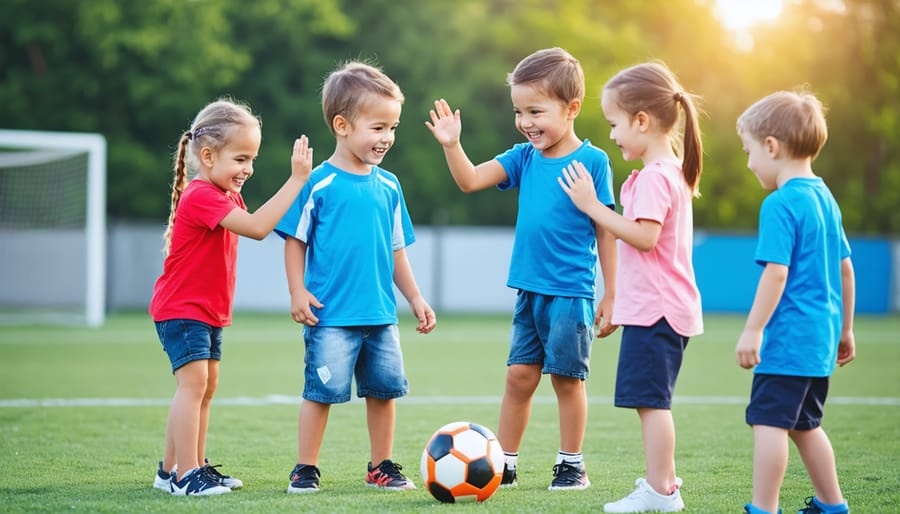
[1,0,898,232]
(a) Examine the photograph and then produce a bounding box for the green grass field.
[1,313,898,513]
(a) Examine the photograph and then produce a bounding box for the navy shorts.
[507,290,594,379]
[746,374,829,430]
[614,318,688,409]
[155,319,222,373]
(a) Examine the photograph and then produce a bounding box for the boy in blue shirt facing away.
[736,90,855,514]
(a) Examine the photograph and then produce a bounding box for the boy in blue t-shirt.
[275,61,436,494]
[426,47,617,490]
[736,90,855,514]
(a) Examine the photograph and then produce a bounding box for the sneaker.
[287,464,321,494]
[548,460,590,490]
[170,466,231,496]
[798,496,849,514]
[153,461,174,491]
[365,459,416,490]
[744,503,782,514]
[603,477,684,513]
[204,458,243,489]
[500,464,518,488]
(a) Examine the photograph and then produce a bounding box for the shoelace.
[551,462,583,483]
[205,464,229,479]
[378,461,406,480]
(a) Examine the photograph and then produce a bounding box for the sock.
[556,450,583,466]
[503,452,518,470]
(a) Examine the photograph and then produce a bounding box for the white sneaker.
[153,461,175,491]
[603,477,684,513]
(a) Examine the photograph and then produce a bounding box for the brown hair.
[605,62,703,195]
[736,90,828,159]
[321,61,404,135]
[163,98,260,254]
[507,47,585,104]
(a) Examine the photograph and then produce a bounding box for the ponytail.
[162,131,191,255]
[676,92,703,196]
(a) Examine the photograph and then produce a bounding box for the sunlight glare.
[715,0,784,31]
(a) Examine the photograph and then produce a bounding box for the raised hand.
[425,98,462,147]
[291,135,314,182]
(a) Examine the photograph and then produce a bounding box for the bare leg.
[297,399,331,465]
[791,427,844,505]
[638,408,678,494]
[751,424,789,514]
[196,359,219,464]
[497,364,542,453]
[550,374,586,454]
[366,397,395,465]
[167,359,208,480]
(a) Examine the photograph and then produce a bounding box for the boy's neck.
[540,131,582,159]
[327,151,372,175]
[776,158,816,188]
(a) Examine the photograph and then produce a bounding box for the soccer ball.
[419,421,505,503]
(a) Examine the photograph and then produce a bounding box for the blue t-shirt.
[495,140,615,298]
[754,177,851,377]
[274,161,415,326]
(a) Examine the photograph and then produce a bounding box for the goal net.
[0,129,106,327]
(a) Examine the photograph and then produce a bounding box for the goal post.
[0,129,107,327]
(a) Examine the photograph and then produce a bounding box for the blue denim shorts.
[507,291,594,379]
[301,325,409,404]
[614,317,689,409]
[746,374,829,430]
[154,319,223,373]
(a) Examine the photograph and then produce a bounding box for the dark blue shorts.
[746,374,829,430]
[155,319,223,373]
[614,318,689,409]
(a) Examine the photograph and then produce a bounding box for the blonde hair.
[321,61,404,135]
[163,98,260,255]
[605,62,703,196]
[506,47,585,104]
[736,90,828,159]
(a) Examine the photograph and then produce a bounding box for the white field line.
[1,395,898,408]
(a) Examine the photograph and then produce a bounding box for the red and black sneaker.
[365,459,415,490]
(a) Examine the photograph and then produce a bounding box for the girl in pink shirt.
[559,62,703,513]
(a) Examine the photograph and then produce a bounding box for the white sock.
[503,452,518,470]
[556,450,583,466]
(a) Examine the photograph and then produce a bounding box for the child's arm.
[284,236,323,326]
[221,136,314,240]
[393,248,436,334]
[735,263,788,369]
[837,257,856,366]
[426,99,508,193]
[594,224,618,338]
[559,161,661,251]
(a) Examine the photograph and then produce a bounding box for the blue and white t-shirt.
[496,140,614,298]
[274,161,415,326]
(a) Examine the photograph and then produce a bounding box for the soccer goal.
[0,129,107,327]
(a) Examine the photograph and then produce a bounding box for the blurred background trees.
[1,0,897,233]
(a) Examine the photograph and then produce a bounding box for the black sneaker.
[799,496,848,514]
[170,466,231,496]
[153,461,174,491]
[287,464,320,494]
[500,463,518,488]
[203,458,243,489]
[365,459,415,490]
[548,460,590,490]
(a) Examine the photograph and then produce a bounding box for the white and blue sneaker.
[204,458,244,489]
[170,466,231,496]
[153,461,174,491]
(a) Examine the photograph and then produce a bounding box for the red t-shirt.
[149,180,245,326]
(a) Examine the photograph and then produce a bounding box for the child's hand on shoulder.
[425,99,462,147]
[291,135,314,182]
[559,161,598,213]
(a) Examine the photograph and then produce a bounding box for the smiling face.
[333,94,402,173]
[601,89,645,162]
[200,124,261,194]
[510,83,580,157]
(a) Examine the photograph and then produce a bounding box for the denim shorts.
[614,317,689,409]
[155,319,223,373]
[507,291,594,379]
[746,374,829,430]
[301,324,409,404]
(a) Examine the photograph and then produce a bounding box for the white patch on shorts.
[317,366,332,384]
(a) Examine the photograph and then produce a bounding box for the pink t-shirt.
[149,179,244,327]
[612,160,703,337]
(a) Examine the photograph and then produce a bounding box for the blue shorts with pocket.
[302,324,408,404]
[507,290,594,379]
[746,374,828,430]
[155,319,222,373]
[614,317,689,409]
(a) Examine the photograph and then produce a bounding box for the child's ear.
[635,111,651,132]
[332,115,349,136]
[567,99,582,119]
[764,136,781,158]
[200,146,215,167]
